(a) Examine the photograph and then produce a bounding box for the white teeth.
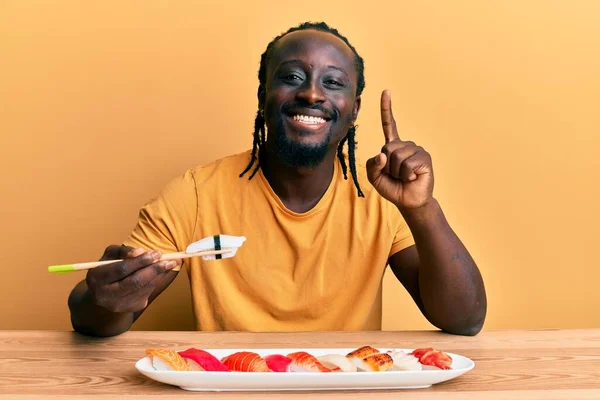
[292,114,327,124]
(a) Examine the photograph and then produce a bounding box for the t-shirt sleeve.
[387,202,415,258]
[122,169,198,272]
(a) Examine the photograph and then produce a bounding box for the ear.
[257,85,266,111]
[352,96,361,122]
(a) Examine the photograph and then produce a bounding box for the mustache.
[280,103,337,122]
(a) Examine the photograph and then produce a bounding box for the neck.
[260,149,336,213]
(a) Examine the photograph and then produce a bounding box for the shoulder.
[154,150,252,203]
[187,150,253,186]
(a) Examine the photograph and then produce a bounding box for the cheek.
[333,96,355,125]
[264,89,288,117]
[263,97,282,130]
[332,95,353,118]
[330,96,356,142]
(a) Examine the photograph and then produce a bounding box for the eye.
[325,79,344,87]
[282,74,302,81]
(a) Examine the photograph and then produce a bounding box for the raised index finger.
[381,89,400,143]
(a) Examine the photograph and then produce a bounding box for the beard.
[269,102,339,169]
[271,118,334,169]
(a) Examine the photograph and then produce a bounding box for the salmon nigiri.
[146,349,190,371]
[264,354,292,372]
[287,351,332,372]
[221,351,270,372]
[178,348,230,372]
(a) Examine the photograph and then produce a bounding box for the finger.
[366,153,387,184]
[381,89,400,143]
[170,258,183,272]
[141,268,178,310]
[399,156,419,182]
[388,146,419,181]
[118,261,177,311]
[94,250,162,284]
[95,268,167,313]
[128,247,146,258]
[400,151,432,181]
[100,245,133,261]
[381,141,414,175]
[114,260,176,295]
[122,283,155,312]
[107,282,156,313]
[100,245,146,262]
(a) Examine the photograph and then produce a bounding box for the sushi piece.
[346,346,380,360]
[387,350,422,371]
[317,354,357,372]
[353,353,394,372]
[409,348,453,370]
[221,351,270,372]
[346,346,381,369]
[287,351,332,372]
[264,354,292,372]
[410,347,434,359]
[184,359,204,371]
[178,348,230,372]
[145,349,190,371]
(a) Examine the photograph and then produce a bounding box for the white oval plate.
[135,347,474,392]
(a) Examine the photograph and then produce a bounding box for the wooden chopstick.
[48,248,234,273]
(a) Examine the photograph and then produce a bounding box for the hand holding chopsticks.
[48,235,246,274]
[52,235,246,316]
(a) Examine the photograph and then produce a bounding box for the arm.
[388,200,486,335]
[68,245,180,337]
[68,279,134,337]
[367,90,486,335]
[68,169,199,336]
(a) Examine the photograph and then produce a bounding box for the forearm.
[68,280,134,337]
[400,198,487,335]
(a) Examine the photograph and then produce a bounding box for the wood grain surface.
[1,329,599,398]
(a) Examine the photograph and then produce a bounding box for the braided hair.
[239,22,365,197]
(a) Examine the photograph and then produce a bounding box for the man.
[68,22,486,337]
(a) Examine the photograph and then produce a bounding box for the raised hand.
[366,90,434,210]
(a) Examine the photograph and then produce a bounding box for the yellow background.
[1,1,598,332]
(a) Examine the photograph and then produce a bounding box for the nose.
[295,80,326,104]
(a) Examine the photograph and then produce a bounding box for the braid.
[239,110,263,179]
[347,126,364,197]
[252,111,267,179]
[337,133,349,179]
[336,125,364,197]
[241,21,366,197]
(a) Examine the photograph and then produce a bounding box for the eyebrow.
[277,59,349,77]
[326,65,348,77]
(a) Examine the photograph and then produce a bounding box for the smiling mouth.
[292,114,328,124]
[285,113,332,130]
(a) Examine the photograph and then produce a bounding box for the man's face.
[262,30,361,168]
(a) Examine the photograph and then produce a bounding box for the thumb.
[366,153,387,183]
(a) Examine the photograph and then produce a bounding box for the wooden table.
[1,329,599,399]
